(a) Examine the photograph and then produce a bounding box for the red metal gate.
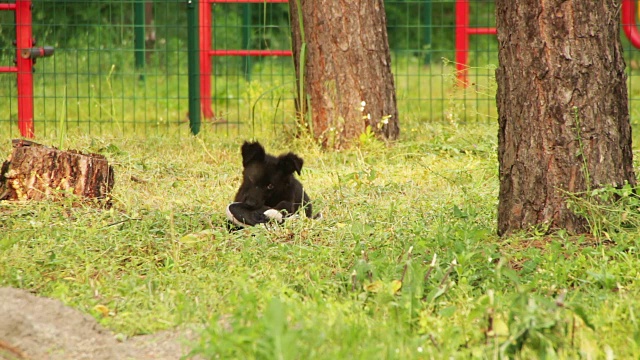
[455,0,640,87]
[0,0,53,138]
[199,0,291,120]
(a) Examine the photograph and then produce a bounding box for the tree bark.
[289,0,399,148]
[495,0,636,235]
[0,140,114,205]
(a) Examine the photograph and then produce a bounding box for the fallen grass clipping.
[2,122,640,359]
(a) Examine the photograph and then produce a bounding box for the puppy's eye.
[266,184,274,190]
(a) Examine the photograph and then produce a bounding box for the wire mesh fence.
[0,1,192,138]
[1,1,640,139]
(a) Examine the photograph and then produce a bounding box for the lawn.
[2,113,640,359]
[4,2,640,356]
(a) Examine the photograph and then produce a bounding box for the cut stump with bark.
[0,140,114,205]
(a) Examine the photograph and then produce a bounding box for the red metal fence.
[3,1,640,138]
[1,0,35,138]
[455,0,640,86]
[199,0,291,120]
[0,0,53,138]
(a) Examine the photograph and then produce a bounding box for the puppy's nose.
[245,198,259,209]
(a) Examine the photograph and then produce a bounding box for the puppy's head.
[238,141,303,209]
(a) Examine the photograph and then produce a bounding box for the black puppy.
[229,141,312,226]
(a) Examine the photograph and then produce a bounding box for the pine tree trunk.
[0,140,114,205]
[495,0,636,235]
[289,0,399,148]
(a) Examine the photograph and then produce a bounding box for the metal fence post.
[423,0,432,64]
[242,3,252,80]
[15,0,34,138]
[134,0,145,72]
[187,0,201,135]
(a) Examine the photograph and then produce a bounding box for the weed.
[565,182,640,239]
[564,107,640,239]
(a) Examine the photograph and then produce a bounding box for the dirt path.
[0,287,200,360]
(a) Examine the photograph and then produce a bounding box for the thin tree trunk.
[289,0,399,148]
[495,0,635,235]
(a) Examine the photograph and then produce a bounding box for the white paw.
[263,209,283,222]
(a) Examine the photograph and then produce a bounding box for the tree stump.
[0,140,114,205]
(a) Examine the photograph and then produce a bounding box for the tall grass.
[3,3,640,356]
[2,117,640,358]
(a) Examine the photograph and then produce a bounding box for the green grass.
[2,117,640,359]
[4,4,640,357]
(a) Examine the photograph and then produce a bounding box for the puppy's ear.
[241,141,265,167]
[277,152,304,175]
